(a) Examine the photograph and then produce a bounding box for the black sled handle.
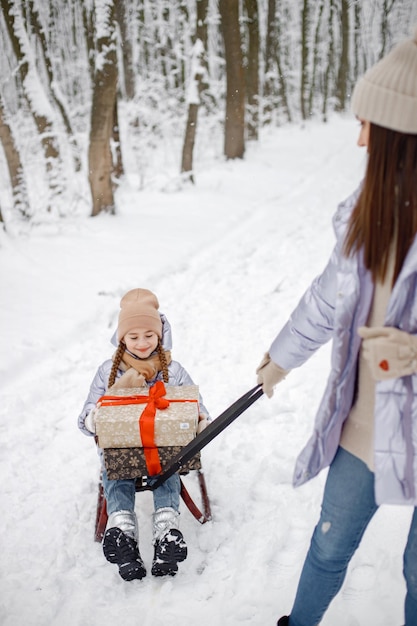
[143,384,263,491]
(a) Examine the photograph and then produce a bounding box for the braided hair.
[107,341,126,388]
[157,339,169,383]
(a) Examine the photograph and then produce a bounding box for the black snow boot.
[151,528,188,577]
[103,527,147,581]
[102,510,146,581]
[277,617,290,626]
[151,506,187,577]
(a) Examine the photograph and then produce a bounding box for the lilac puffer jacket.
[269,185,417,506]
[78,313,210,436]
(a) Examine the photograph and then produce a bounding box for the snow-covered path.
[0,117,412,626]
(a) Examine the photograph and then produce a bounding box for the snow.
[0,116,412,626]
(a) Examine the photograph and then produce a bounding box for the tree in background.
[88,0,119,217]
[181,0,209,182]
[243,0,260,140]
[0,0,416,228]
[0,94,30,219]
[1,0,65,213]
[219,0,245,159]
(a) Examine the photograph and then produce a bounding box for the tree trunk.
[300,0,309,121]
[244,0,259,140]
[28,0,81,170]
[380,0,397,59]
[82,2,96,83]
[112,97,124,182]
[219,0,245,159]
[0,95,30,219]
[308,0,324,117]
[353,1,361,83]
[274,7,292,124]
[322,0,335,122]
[1,0,63,206]
[335,0,349,112]
[88,1,118,217]
[181,0,209,182]
[116,0,135,99]
[263,0,276,123]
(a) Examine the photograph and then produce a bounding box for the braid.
[108,341,126,389]
[157,340,169,383]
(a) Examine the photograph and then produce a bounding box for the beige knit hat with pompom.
[117,288,162,341]
[351,26,417,134]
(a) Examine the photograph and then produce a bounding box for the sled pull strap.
[148,384,263,490]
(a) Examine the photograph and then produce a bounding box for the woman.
[256,28,417,625]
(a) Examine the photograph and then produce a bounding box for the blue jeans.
[102,471,181,515]
[289,447,417,626]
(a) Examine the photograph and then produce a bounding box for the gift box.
[95,382,199,450]
[104,446,201,481]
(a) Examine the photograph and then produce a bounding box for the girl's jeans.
[102,470,181,515]
[289,447,417,626]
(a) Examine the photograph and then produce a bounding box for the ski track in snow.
[0,117,413,626]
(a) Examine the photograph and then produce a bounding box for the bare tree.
[88,0,119,217]
[0,94,30,219]
[308,0,325,117]
[300,0,310,121]
[243,0,260,140]
[263,0,276,123]
[335,0,350,111]
[116,0,135,99]
[1,0,63,207]
[322,0,335,122]
[219,0,245,159]
[27,0,81,170]
[181,0,209,182]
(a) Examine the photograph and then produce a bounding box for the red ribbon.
[98,381,197,475]
[139,381,169,475]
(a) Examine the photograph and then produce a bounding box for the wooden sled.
[94,385,263,542]
[94,468,212,542]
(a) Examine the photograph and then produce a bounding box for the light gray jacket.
[78,313,210,436]
[269,185,417,506]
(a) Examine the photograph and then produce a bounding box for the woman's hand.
[256,352,289,398]
[358,326,417,380]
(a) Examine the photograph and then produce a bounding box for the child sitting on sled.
[78,288,210,581]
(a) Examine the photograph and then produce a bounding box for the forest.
[0,0,416,228]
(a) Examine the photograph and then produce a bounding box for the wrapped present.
[104,446,201,481]
[95,381,200,476]
[95,381,199,449]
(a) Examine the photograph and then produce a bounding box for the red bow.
[139,381,169,474]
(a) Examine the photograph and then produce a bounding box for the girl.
[256,28,417,625]
[78,288,210,581]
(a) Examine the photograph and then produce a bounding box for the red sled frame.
[94,468,212,542]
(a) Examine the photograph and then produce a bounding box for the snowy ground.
[0,116,413,626]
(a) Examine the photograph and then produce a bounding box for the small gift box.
[104,447,201,481]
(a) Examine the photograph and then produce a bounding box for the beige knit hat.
[351,26,417,134]
[117,288,162,341]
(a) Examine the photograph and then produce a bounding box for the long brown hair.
[344,123,417,285]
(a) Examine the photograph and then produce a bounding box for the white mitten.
[197,417,210,434]
[256,352,289,398]
[358,326,417,381]
[109,368,146,390]
[84,408,97,434]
